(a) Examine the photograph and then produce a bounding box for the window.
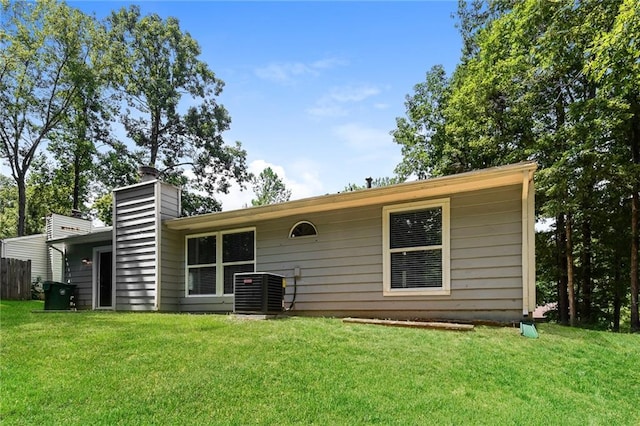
[289,221,318,238]
[186,229,255,296]
[383,199,450,296]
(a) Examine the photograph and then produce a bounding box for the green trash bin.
[43,281,76,311]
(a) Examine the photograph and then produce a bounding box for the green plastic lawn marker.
[520,321,539,338]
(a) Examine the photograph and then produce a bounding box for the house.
[50,161,537,322]
[0,214,92,284]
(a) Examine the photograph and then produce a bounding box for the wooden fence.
[1,258,32,300]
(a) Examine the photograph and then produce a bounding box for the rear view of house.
[55,161,537,322]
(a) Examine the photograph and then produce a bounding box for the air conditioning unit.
[234,272,284,314]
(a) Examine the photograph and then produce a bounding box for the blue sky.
[72,1,463,210]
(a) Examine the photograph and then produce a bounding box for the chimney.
[138,165,160,182]
[365,177,373,189]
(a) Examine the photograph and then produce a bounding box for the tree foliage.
[0,0,101,235]
[343,176,403,192]
[251,167,291,207]
[107,6,249,205]
[394,0,639,331]
[1,1,251,232]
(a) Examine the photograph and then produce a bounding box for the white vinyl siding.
[1,234,48,283]
[382,199,450,296]
[185,228,256,297]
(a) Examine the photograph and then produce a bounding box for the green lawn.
[1,301,639,425]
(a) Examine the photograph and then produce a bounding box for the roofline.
[46,227,113,245]
[166,161,537,232]
[1,233,46,243]
[112,179,180,193]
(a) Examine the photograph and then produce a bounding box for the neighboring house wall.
[171,184,525,321]
[113,180,180,311]
[46,214,92,282]
[1,234,48,283]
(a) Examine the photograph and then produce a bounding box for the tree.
[46,62,115,213]
[90,142,141,225]
[0,174,18,238]
[107,6,249,211]
[0,0,101,235]
[395,0,637,329]
[343,176,403,192]
[251,167,291,206]
[587,0,640,332]
[392,65,449,179]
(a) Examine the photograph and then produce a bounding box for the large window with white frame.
[186,228,255,296]
[383,199,450,296]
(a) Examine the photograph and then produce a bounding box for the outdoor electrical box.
[233,272,285,314]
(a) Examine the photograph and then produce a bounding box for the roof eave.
[46,227,113,245]
[166,161,537,232]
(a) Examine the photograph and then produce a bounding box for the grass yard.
[1,301,639,425]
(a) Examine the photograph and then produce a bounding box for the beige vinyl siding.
[179,296,234,312]
[64,242,96,309]
[160,184,180,220]
[113,183,157,311]
[158,184,181,311]
[1,234,48,283]
[252,185,523,321]
[159,227,183,311]
[168,183,526,320]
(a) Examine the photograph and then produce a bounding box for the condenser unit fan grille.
[234,272,284,314]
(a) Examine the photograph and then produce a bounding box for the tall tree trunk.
[17,174,26,236]
[631,191,639,333]
[566,213,577,327]
[630,94,640,333]
[149,108,160,167]
[613,260,621,333]
[581,215,592,324]
[73,150,81,212]
[556,213,569,325]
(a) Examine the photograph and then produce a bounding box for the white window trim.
[185,227,256,297]
[288,220,318,239]
[382,199,451,296]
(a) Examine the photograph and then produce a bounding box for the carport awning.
[46,227,112,245]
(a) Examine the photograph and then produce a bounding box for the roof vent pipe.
[139,165,159,182]
[365,177,373,189]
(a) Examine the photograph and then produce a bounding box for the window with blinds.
[383,199,450,296]
[186,229,255,296]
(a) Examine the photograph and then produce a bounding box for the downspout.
[154,181,161,311]
[49,244,71,284]
[521,169,535,317]
[527,172,536,315]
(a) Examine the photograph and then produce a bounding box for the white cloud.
[311,57,347,70]
[328,85,380,103]
[216,159,324,211]
[306,105,348,118]
[332,122,391,150]
[254,57,345,84]
[307,84,381,118]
